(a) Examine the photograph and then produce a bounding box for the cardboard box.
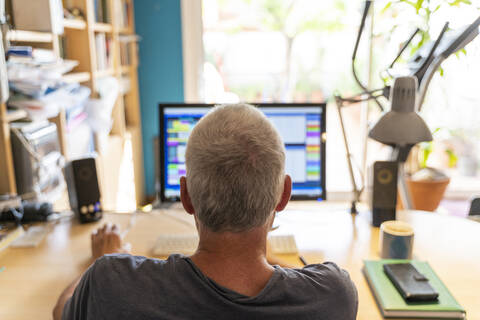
[11,0,64,34]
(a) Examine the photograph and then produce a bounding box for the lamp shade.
[369,76,432,146]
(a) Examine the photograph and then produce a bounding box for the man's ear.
[180,176,195,215]
[275,175,292,212]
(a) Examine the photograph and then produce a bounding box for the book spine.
[101,0,109,23]
[94,0,100,23]
[95,33,107,70]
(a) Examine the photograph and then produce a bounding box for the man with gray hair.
[54,104,358,320]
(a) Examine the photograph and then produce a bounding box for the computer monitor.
[159,103,326,202]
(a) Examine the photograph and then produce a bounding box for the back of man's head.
[185,104,286,233]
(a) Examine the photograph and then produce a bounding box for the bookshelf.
[6,30,55,42]
[0,0,145,208]
[63,71,91,83]
[62,19,87,30]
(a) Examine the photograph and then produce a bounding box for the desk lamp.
[369,76,432,159]
[369,76,432,213]
[335,0,480,214]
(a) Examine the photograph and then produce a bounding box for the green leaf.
[419,141,433,168]
[399,0,417,9]
[449,0,472,6]
[439,66,444,76]
[381,1,393,13]
[446,149,458,167]
[415,0,424,13]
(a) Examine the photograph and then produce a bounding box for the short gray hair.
[185,104,285,232]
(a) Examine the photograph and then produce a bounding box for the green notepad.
[363,260,465,319]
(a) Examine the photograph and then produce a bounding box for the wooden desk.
[1,202,479,320]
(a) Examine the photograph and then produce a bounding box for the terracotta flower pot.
[406,178,450,212]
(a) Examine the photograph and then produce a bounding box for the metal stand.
[334,91,385,215]
[335,96,362,214]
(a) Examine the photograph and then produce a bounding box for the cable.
[351,1,385,111]
[336,89,384,104]
[352,1,372,61]
[389,28,420,69]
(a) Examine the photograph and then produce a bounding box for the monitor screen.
[159,103,326,201]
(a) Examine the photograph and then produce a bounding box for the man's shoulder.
[91,254,185,282]
[280,262,357,296]
[282,261,348,278]
[95,253,184,266]
[278,262,358,317]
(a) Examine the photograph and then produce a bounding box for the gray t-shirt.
[63,254,358,320]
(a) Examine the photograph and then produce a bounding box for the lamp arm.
[417,55,445,111]
[335,87,386,105]
[417,16,480,111]
[352,60,385,112]
[335,96,364,214]
[414,23,449,84]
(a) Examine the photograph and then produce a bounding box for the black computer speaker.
[371,161,398,227]
[64,157,102,223]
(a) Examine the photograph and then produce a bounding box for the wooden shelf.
[94,68,115,78]
[63,19,87,30]
[120,65,131,74]
[93,23,113,33]
[1,0,144,205]
[7,30,54,43]
[3,109,28,122]
[63,72,91,83]
[118,27,133,34]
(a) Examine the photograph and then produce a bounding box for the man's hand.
[91,223,131,260]
[53,223,131,320]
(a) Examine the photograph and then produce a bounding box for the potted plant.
[406,129,457,211]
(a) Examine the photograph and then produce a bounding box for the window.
[182,0,480,198]
[201,0,367,103]
[195,0,374,194]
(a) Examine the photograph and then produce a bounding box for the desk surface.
[1,202,479,320]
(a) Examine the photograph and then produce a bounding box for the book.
[95,33,107,70]
[114,0,129,28]
[119,35,138,66]
[363,260,466,319]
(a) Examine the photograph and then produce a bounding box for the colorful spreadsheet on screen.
[161,105,325,200]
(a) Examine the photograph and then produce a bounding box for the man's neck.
[190,225,274,297]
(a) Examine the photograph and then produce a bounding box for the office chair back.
[468,197,480,216]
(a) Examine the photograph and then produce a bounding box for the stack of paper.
[6,48,89,121]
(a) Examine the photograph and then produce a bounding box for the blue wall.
[134,0,184,197]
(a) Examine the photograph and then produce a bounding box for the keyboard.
[11,225,49,247]
[152,234,298,256]
[268,234,298,254]
[152,234,199,256]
